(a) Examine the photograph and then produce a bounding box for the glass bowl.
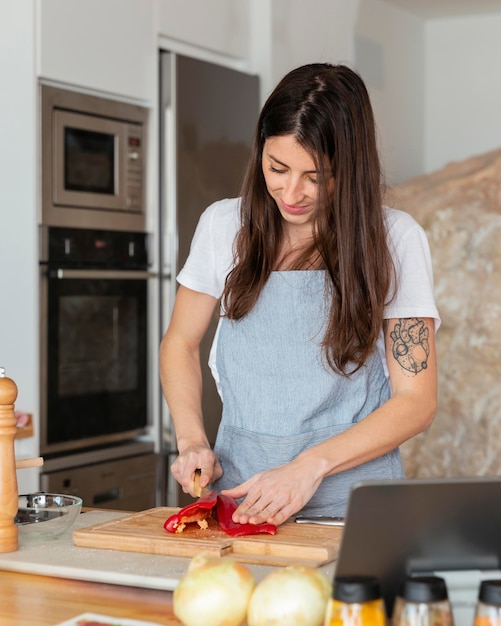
[15,492,83,542]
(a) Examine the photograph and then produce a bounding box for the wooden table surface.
[0,569,182,626]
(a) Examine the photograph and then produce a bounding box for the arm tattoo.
[390,318,430,375]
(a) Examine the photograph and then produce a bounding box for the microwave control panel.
[126,125,144,214]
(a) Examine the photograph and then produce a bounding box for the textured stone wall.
[386,148,501,478]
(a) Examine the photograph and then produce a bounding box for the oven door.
[40,268,149,455]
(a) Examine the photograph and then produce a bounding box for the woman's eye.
[268,165,285,174]
[308,176,318,184]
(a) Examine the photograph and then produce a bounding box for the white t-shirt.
[177,197,441,385]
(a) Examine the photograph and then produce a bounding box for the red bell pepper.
[215,493,277,537]
[163,491,277,537]
[163,489,218,533]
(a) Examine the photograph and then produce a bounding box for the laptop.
[335,477,501,615]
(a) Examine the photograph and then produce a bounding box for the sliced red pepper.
[163,489,218,533]
[215,493,277,537]
[163,490,277,536]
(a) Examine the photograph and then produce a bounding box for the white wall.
[0,2,39,492]
[356,1,501,183]
[269,0,359,95]
[424,12,501,173]
[356,0,425,185]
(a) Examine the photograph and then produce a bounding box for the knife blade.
[294,515,345,526]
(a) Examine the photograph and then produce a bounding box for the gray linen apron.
[213,271,404,517]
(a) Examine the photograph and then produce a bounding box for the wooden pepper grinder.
[0,366,19,552]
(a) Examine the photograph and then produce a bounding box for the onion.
[247,565,332,626]
[173,553,255,626]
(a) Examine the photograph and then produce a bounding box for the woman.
[160,63,440,526]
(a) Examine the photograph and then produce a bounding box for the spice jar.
[474,579,501,626]
[325,575,386,626]
[392,576,453,626]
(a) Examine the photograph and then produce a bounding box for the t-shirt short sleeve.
[177,197,240,299]
[384,207,441,331]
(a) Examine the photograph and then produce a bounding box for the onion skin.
[247,565,332,626]
[173,553,255,626]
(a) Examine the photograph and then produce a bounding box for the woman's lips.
[280,199,310,215]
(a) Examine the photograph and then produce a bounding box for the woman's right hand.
[170,446,223,497]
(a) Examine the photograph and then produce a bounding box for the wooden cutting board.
[73,507,343,567]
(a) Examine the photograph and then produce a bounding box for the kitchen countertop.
[0,509,337,590]
[0,508,338,626]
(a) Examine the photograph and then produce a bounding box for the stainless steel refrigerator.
[158,51,260,506]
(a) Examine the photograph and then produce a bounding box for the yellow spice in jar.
[325,598,386,626]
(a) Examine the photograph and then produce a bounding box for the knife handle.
[193,468,210,497]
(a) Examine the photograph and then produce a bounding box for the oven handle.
[47,268,158,280]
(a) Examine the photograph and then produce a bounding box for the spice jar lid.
[398,576,448,602]
[333,575,382,602]
[479,580,501,605]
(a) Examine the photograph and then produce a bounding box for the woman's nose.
[282,175,305,203]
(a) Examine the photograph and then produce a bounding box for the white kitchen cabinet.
[156,0,251,65]
[36,0,157,102]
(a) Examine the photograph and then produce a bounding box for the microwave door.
[53,109,128,211]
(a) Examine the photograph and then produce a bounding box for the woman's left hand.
[221,456,326,526]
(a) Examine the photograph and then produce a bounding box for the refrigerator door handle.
[162,231,177,278]
[161,52,178,281]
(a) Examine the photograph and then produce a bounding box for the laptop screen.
[335,477,501,615]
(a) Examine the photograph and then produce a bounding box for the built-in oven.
[38,85,156,511]
[40,226,152,455]
[39,226,157,510]
[40,226,158,510]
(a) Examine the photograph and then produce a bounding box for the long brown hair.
[222,63,395,375]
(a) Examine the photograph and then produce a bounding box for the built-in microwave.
[40,84,149,232]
